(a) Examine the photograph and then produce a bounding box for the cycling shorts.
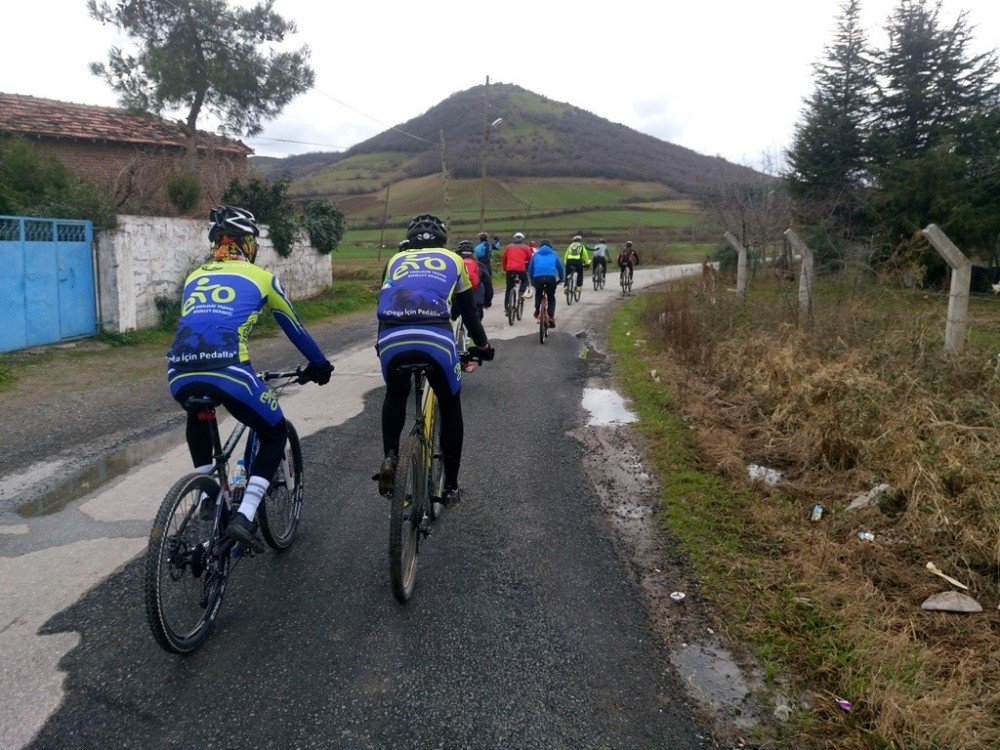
[167,362,285,428]
[377,324,462,396]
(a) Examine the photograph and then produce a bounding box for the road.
[1,265,720,749]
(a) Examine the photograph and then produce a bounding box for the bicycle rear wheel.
[506,287,516,326]
[259,421,304,551]
[516,291,524,320]
[144,473,229,654]
[389,435,424,603]
[574,283,582,302]
[565,279,573,306]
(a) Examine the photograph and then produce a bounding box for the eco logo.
[183,277,237,315]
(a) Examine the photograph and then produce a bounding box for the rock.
[921,591,983,613]
[846,483,893,513]
[773,704,793,722]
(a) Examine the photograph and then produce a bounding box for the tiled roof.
[0,93,252,155]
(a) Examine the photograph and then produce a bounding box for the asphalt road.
[4,265,715,749]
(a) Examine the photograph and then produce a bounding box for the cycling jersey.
[618,247,639,266]
[502,243,533,272]
[377,248,471,325]
[527,244,565,282]
[564,242,591,265]
[591,243,609,259]
[166,260,325,371]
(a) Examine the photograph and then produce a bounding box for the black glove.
[303,360,334,385]
[468,344,495,362]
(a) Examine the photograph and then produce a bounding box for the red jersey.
[502,243,533,272]
[462,256,480,290]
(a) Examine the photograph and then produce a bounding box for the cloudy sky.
[5,0,1000,168]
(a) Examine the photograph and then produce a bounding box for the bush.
[302,201,346,254]
[165,169,202,214]
[223,175,297,257]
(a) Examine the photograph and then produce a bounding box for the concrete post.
[724,231,747,301]
[784,228,814,327]
[922,223,972,355]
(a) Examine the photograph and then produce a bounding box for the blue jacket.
[474,240,498,262]
[527,244,565,283]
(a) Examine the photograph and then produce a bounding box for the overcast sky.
[5,0,1000,168]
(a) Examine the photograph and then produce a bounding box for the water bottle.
[230,459,247,506]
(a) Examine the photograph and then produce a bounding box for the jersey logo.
[391,255,448,280]
[182,277,237,315]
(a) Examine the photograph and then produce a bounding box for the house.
[0,92,253,214]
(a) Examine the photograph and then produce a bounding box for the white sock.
[237,476,270,522]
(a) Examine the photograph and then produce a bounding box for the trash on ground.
[810,503,825,522]
[747,463,782,485]
[773,704,793,722]
[670,591,686,602]
[846,483,893,513]
[925,561,969,590]
[650,369,657,378]
[835,699,853,712]
[857,530,875,542]
[920,591,982,613]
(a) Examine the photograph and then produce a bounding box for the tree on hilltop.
[88,0,314,172]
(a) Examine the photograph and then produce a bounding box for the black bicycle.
[144,367,312,654]
[388,351,486,603]
[620,265,634,296]
[505,279,525,326]
[593,262,606,290]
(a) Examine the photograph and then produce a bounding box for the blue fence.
[0,216,98,353]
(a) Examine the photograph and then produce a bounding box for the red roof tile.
[0,93,252,155]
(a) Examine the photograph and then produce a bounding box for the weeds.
[612,273,1000,749]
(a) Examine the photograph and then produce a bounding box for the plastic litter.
[669,591,686,602]
[747,464,782,485]
[857,530,875,542]
[835,699,853,712]
[811,504,825,522]
[846,483,893,513]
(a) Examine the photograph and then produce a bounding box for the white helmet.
[513,232,525,242]
[572,235,582,242]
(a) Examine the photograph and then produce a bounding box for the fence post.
[723,231,747,301]
[784,228,814,328]
[921,223,971,355]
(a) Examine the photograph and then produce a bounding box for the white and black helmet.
[513,232,525,242]
[208,205,260,244]
[406,214,448,248]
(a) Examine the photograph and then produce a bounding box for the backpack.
[462,256,480,290]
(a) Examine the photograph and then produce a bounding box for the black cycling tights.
[175,382,288,484]
[382,353,463,490]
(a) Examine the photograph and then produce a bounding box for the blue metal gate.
[0,216,98,353]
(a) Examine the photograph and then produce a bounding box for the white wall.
[95,215,332,331]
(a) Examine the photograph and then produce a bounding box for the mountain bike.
[593,262,606,290]
[620,265,634,297]
[565,272,577,306]
[388,351,487,603]
[144,367,312,654]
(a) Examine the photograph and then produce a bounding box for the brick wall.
[95,215,333,331]
[31,137,248,215]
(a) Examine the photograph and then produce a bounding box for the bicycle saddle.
[184,395,220,411]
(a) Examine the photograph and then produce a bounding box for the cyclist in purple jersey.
[375,214,494,507]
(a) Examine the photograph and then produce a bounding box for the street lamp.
[479,117,503,232]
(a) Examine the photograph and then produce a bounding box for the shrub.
[165,169,202,214]
[302,201,346,254]
[222,175,297,257]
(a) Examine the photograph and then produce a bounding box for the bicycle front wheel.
[144,473,228,654]
[389,436,424,603]
[259,421,304,551]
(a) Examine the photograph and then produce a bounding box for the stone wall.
[95,215,332,331]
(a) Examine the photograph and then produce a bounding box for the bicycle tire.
[144,473,229,654]
[574,283,582,302]
[516,291,524,320]
[259,420,304,551]
[389,436,423,603]
[539,297,547,344]
[593,270,599,291]
[506,287,516,326]
[455,322,468,353]
[565,278,573,306]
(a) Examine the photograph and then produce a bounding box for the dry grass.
[638,271,1000,749]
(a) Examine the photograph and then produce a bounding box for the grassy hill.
[252,82,752,255]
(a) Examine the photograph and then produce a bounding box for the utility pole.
[439,129,451,229]
[377,181,391,261]
[479,76,490,232]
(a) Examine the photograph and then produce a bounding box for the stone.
[920,591,983,613]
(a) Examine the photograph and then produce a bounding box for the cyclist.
[166,205,333,548]
[456,240,493,320]
[527,239,565,327]
[501,231,532,311]
[618,240,640,285]
[564,235,591,291]
[473,231,500,267]
[591,238,609,281]
[376,214,494,507]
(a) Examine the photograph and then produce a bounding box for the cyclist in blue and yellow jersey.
[564,234,591,290]
[375,214,494,507]
[527,239,565,327]
[166,206,333,549]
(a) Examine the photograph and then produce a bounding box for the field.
[612,267,1000,749]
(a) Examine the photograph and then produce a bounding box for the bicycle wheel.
[593,269,599,291]
[516,290,524,320]
[259,421,304,551]
[455,322,467,353]
[565,279,573,306]
[389,435,424,603]
[144,473,229,654]
[506,287,516,326]
[574,281,582,302]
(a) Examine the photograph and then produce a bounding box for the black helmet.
[208,205,260,262]
[406,214,447,248]
[457,240,474,255]
[398,239,410,251]
[539,239,552,248]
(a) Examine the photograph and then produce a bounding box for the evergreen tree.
[785,0,875,236]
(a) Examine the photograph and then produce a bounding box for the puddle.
[15,430,181,517]
[671,642,756,730]
[581,388,638,426]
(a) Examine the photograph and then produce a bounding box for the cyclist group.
[166,206,635,549]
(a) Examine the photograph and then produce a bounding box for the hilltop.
[252,83,759,211]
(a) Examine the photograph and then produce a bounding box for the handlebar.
[259,364,335,384]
